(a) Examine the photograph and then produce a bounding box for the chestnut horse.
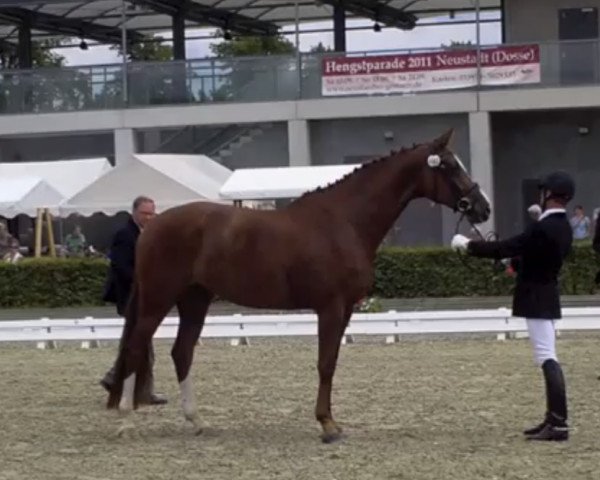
[107,129,491,443]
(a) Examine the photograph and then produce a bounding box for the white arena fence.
[2,307,600,349]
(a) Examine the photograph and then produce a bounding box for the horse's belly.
[198,263,296,309]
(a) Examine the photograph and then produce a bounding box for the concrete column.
[114,128,137,165]
[18,21,32,69]
[468,111,496,234]
[333,2,346,52]
[288,120,311,166]
[143,130,162,153]
[172,9,186,60]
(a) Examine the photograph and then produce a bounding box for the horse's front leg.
[315,300,352,443]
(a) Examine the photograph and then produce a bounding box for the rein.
[454,213,504,274]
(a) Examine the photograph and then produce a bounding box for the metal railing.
[0,39,598,115]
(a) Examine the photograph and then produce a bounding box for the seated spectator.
[65,225,87,257]
[0,222,14,258]
[3,237,22,264]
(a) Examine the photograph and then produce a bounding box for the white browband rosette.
[427,154,441,168]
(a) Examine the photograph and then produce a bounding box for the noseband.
[427,154,483,215]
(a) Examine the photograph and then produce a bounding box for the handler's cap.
[538,171,575,201]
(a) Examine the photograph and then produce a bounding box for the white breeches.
[526,319,558,367]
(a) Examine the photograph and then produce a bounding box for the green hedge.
[0,243,597,308]
[373,242,597,298]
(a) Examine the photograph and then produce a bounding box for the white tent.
[219,164,361,201]
[0,176,64,218]
[0,158,112,198]
[60,154,233,216]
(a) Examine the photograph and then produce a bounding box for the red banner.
[321,45,540,96]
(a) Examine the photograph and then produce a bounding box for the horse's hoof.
[321,431,343,444]
[116,418,135,438]
[195,427,204,436]
[116,424,132,438]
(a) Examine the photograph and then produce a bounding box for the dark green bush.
[0,243,597,308]
[0,258,109,308]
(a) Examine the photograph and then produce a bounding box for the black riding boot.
[525,359,569,441]
[100,365,116,392]
[99,344,168,405]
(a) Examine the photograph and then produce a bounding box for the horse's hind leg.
[173,284,213,434]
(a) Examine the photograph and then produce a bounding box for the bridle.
[427,153,484,217]
[427,153,502,273]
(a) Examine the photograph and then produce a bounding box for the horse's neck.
[318,156,422,255]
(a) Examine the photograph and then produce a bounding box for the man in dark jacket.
[451,171,574,442]
[100,195,167,405]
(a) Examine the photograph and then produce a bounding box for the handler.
[100,195,167,405]
[451,171,574,442]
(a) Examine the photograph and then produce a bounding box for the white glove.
[451,234,471,252]
[527,204,542,220]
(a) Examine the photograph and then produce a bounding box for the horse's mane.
[293,142,424,202]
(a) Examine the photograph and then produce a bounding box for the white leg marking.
[119,373,136,412]
[180,375,197,422]
[180,374,202,434]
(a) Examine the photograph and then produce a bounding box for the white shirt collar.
[539,208,566,221]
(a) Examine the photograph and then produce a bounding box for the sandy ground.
[0,335,599,480]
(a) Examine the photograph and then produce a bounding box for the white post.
[114,128,137,165]
[288,120,311,167]
[468,111,495,234]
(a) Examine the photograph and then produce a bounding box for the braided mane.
[294,142,423,201]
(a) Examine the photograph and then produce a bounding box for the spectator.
[0,223,10,258]
[569,205,590,240]
[65,225,87,257]
[3,237,22,264]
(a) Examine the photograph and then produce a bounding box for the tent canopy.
[0,158,113,198]
[219,164,361,201]
[60,154,233,216]
[0,176,64,218]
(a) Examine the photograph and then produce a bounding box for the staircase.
[149,123,273,167]
[199,123,273,165]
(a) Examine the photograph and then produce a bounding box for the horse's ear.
[431,128,455,152]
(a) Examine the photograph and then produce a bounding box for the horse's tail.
[106,281,139,409]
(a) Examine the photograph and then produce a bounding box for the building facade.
[0,1,598,245]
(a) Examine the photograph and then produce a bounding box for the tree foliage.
[0,39,65,70]
[209,32,296,57]
[0,39,98,114]
[441,40,474,50]
[111,37,173,62]
[309,42,334,53]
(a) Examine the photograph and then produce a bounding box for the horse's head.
[419,129,491,225]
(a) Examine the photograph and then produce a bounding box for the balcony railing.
[0,39,598,115]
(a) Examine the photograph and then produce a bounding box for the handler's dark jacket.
[467,209,572,319]
[102,216,140,316]
[592,217,600,284]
